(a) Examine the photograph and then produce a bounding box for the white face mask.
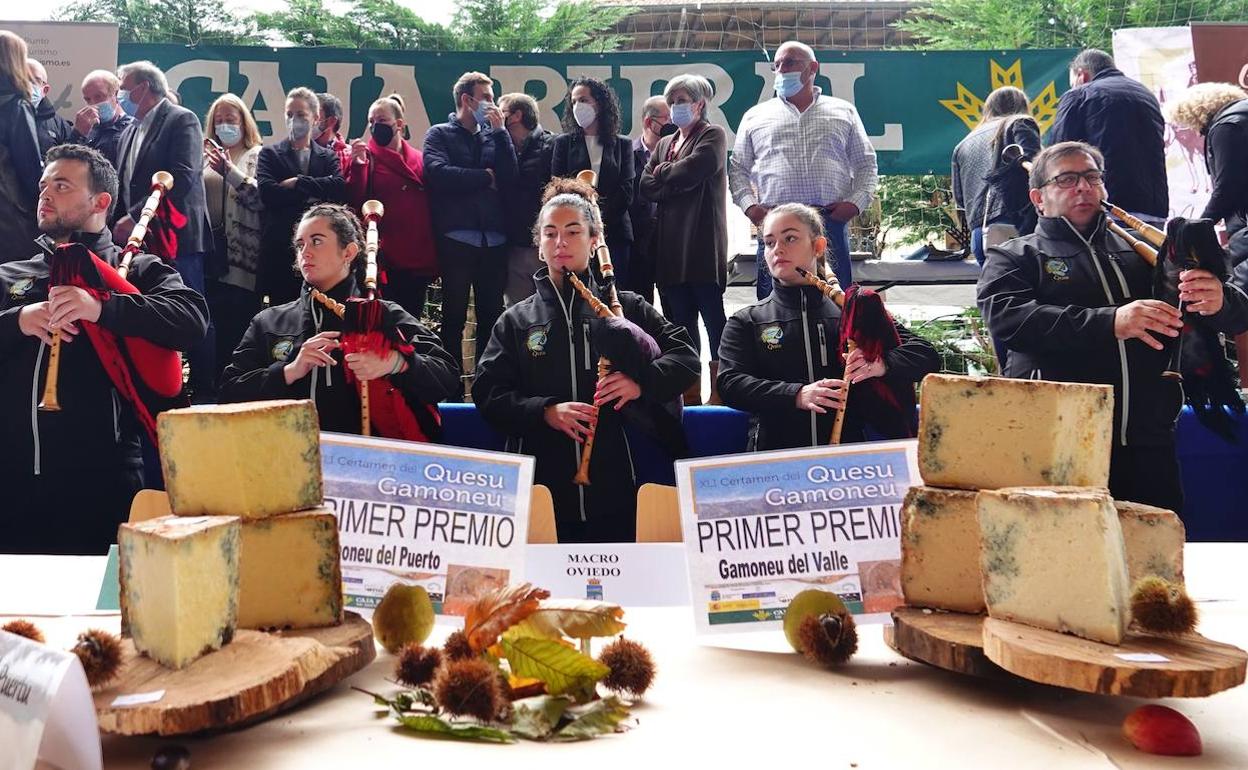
[572,101,597,129]
[287,115,311,141]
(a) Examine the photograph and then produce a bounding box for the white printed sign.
[0,21,119,121]
[321,433,534,616]
[676,440,919,635]
[526,543,691,607]
[0,630,101,770]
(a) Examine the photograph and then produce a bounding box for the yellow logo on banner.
[708,598,761,613]
[940,59,1060,135]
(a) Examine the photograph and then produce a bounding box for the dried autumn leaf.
[500,637,610,697]
[507,600,627,641]
[552,696,632,741]
[463,583,551,653]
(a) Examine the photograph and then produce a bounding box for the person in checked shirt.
[729,40,878,299]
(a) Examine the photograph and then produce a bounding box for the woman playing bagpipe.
[471,178,699,543]
[220,202,459,439]
[717,203,940,450]
[0,144,209,554]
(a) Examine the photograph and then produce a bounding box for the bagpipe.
[39,171,185,443]
[562,243,661,486]
[794,266,916,445]
[310,200,441,442]
[1003,144,1243,440]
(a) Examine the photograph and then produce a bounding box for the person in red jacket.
[344,93,437,319]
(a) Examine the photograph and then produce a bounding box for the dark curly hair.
[560,77,621,146]
[292,202,367,276]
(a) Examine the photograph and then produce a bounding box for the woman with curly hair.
[1168,82,1248,253]
[550,77,635,287]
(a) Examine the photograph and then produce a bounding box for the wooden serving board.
[94,612,376,736]
[884,606,1009,680]
[982,617,1247,698]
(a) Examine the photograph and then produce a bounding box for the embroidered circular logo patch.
[526,327,548,356]
[760,323,784,350]
[271,338,295,360]
[1044,258,1071,281]
[8,277,33,298]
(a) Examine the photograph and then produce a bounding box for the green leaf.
[393,713,515,743]
[500,637,610,697]
[509,695,572,740]
[506,600,627,641]
[551,696,631,742]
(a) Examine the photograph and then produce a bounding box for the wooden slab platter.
[982,617,1248,698]
[93,612,376,736]
[884,605,1011,680]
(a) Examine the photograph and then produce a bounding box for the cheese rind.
[1115,500,1185,586]
[238,508,344,630]
[918,374,1113,490]
[158,400,322,518]
[901,486,985,613]
[977,487,1130,644]
[119,515,240,669]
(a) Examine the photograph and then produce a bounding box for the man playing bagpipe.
[717,203,940,450]
[220,202,459,438]
[472,178,699,543]
[0,144,209,555]
[978,141,1248,514]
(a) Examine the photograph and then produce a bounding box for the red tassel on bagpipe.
[837,284,915,439]
[146,195,187,260]
[49,244,185,442]
[338,296,437,442]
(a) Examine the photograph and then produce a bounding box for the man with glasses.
[977,141,1248,513]
[729,40,877,298]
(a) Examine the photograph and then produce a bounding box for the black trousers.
[436,236,506,371]
[1,467,144,554]
[208,278,263,385]
[385,268,433,321]
[1109,441,1184,515]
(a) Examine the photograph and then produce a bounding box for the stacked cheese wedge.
[901,374,1185,645]
[118,400,344,669]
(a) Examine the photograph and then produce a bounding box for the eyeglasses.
[1041,169,1105,189]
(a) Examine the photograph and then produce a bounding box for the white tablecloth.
[3,544,1246,769]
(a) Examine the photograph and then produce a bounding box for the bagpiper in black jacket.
[0,229,209,476]
[717,281,940,451]
[978,213,1248,447]
[219,274,460,437]
[472,266,698,543]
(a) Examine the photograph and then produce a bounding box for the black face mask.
[659,122,679,138]
[371,122,395,146]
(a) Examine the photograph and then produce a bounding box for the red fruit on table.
[1122,705,1202,756]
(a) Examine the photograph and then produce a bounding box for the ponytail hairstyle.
[533,177,604,246]
[764,203,830,277]
[370,92,406,120]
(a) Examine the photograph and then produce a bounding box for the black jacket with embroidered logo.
[219,274,459,437]
[471,266,698,542]
[717,281,939,451]
[0,229,208,475]
[978,213,1248,447]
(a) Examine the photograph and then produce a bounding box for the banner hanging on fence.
[119,44,1075,175]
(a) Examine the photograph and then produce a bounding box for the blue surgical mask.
[216,123,242,148]
[671,102,697,128]
[95,100,116,124]
[118,88,139,117]
[472,98,490,128]
[774,71,804,99]
[30,86,42,107]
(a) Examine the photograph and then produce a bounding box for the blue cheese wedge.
[1115,500,1185,586]
[977,487,1130,644]
[900,486,985,613]
[918,374,1113,490]
[158,400,322,518]
[238,508,344,630]
[119,515,240,669]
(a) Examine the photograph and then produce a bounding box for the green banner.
[119,45,1076,175]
